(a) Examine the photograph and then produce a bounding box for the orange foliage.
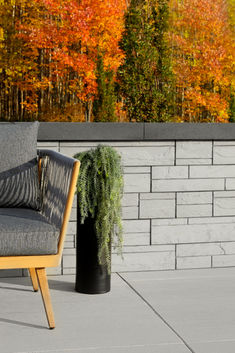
[40,103,86,122]
[17,0,126,108]
[170,0,235,122]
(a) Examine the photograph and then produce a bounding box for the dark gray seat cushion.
[0,122,41,209]
[0,208,60,256]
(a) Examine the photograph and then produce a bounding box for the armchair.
[0,123,80,329]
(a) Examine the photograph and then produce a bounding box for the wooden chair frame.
[0,158,80,329]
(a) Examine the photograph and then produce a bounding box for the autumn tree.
[169,0,235,122]
[227,0,235,121]
[0,0,40,120]
[0,0,126,121]
[118,0,174,122]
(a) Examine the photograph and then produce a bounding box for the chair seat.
[0,208,60,256]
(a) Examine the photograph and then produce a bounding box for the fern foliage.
[74,145,124,272]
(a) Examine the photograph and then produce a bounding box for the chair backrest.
[0,122,40,210]
[38,149,75,230]
[38,149,80,257]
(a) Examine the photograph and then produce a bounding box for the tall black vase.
[75,206,111,294]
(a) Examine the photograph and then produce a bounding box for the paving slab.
[17,343,190,353]
[122,268,235,353]
[0,273,186,353]
[191,340,235,353]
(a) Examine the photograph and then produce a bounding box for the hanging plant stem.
[74,145,124,272]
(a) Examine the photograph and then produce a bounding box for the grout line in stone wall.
[150,219,152,246]
[150,166,152,193]
[212,140,214,165]
[138,193,140,219]
[175,192,177,218]
[174,140,176,166]
[212,191,214,217]
[188,165,190,178]
[224,178,226,191]
[168,240,235,245]
[175,244,177,270]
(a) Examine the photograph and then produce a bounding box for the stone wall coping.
[37,123,235,141]
[2,122,235,141]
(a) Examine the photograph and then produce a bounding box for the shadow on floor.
[0,285,32,292]
[0,277,76,293]
[0,317,46,330]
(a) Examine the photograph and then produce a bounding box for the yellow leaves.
[5,68,15,76]
[0,27,4,41]
[170,0,234,122]
[217,109,229,123]
[86,70,96,80]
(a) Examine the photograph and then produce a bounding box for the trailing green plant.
[74,145,124,272]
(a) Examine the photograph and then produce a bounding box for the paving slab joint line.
[117,273,196,353]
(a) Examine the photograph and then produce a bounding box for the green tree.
[118,0,174,122]
[154,0,175,120]
[229,92,235,122]
[93,55,117,122]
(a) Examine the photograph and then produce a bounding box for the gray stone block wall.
[3,137,235,278]
[38,140,235,273]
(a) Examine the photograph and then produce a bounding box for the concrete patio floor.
[1,267,235,353]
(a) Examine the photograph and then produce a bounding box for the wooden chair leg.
[36,268,55,329]
[29,268,39,292]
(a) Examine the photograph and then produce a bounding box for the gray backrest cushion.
[0,122,41,209]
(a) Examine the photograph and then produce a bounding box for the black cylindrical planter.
[75,206,111,294]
